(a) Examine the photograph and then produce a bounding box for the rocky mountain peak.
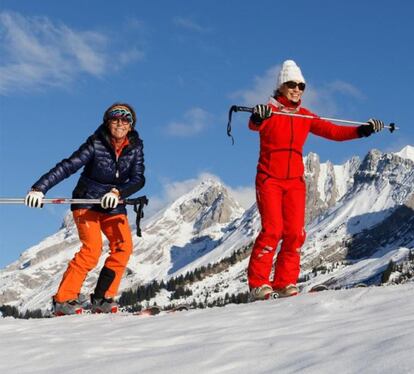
[303,152,360,223]
[176,179,244,232]
[354,149,414,192]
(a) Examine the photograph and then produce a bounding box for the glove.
[250,104,272,125]
[101,189,120,209]
[358,118,385,137]
[25,190,44,208]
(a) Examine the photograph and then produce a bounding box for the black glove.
[358,118,385,137]
[250,104,272,125]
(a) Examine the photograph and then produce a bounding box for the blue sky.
[0,0,413,267]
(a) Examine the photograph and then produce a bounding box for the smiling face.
[108,118,131,141]
[279,81,305,103]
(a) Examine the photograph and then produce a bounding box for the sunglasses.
[284,81,306,91]
[109,117,131,126]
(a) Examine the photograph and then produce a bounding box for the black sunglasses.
[284,81,306,91]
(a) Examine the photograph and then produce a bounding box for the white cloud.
[226,186,256,209]
[0,11,144,94]
[326,80,365,99]
[231,65,281,106]
[165,107,211,137]
[173,16,210,33]
[118,48,146,67]
[303,80,364,116]
[231,65,364,117]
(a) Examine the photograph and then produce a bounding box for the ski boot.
[90,294,119,314]
[53,299,83,316]
[272,284,299,298]
[250,284,274,301]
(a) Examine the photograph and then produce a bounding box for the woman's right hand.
[25,190,44,208]
[100,189,120,209]
[251,104,272,125]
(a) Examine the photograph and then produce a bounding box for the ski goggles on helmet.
[107,108,133,125]
[284,81,306,91]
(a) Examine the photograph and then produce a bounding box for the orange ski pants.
[248,174,306,289]
[54,209,133,302]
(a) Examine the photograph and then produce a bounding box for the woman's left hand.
[358,118,385,137]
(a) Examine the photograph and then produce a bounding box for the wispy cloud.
[230,65,364,116]
[0,11,144,94]
[226,185,255,209]
[118,48,145,67]
[165,107,211,137]
[303,80,365,116]
[230,65,281,106]
[173,16,211,33]
[326,80,365,100]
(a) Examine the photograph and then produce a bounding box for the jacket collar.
[95,124,140,152]
[268,95,301,113]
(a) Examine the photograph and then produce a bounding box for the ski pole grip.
[234,106,254,113]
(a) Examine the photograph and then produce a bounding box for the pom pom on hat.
[277,60,305,88]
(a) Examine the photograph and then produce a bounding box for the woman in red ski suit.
[248,60,384,299]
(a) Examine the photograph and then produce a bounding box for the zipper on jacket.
[115,155,120,179]
[113,144,131,180]
[287,117,294,178]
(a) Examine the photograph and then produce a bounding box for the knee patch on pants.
[94,266,116,299]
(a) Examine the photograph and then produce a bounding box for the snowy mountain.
[300,148,414,288]
[395,144,414,163]
[0,146,413,312]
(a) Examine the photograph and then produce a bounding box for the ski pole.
[0,197,147,205]
[0,196,149,237]
[227,105,399,144]
[0,198,103,204]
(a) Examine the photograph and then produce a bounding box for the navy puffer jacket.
[32,124,145,215]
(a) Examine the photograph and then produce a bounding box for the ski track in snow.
[1,284,414,374]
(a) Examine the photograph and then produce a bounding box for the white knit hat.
[277,60,305,88]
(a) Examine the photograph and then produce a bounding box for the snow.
[1,284,414,374]
[394,145,414,163]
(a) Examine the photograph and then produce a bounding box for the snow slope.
[1,284,413,374]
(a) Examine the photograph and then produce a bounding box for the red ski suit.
[248,97,360,289]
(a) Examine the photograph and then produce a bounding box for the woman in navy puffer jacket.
[25,103,145,315]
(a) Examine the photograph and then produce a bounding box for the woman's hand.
[358,118,385,137]
[250,104,272,125]
[25,190,44,208]
[101,189,120,209]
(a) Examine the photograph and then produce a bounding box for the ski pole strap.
[227,105,254,145]
[125,195,149,237]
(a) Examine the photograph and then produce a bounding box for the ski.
[309,284,329,293]
[133,304,190,316]
[309,283,368,293]
[51,304,191,318]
